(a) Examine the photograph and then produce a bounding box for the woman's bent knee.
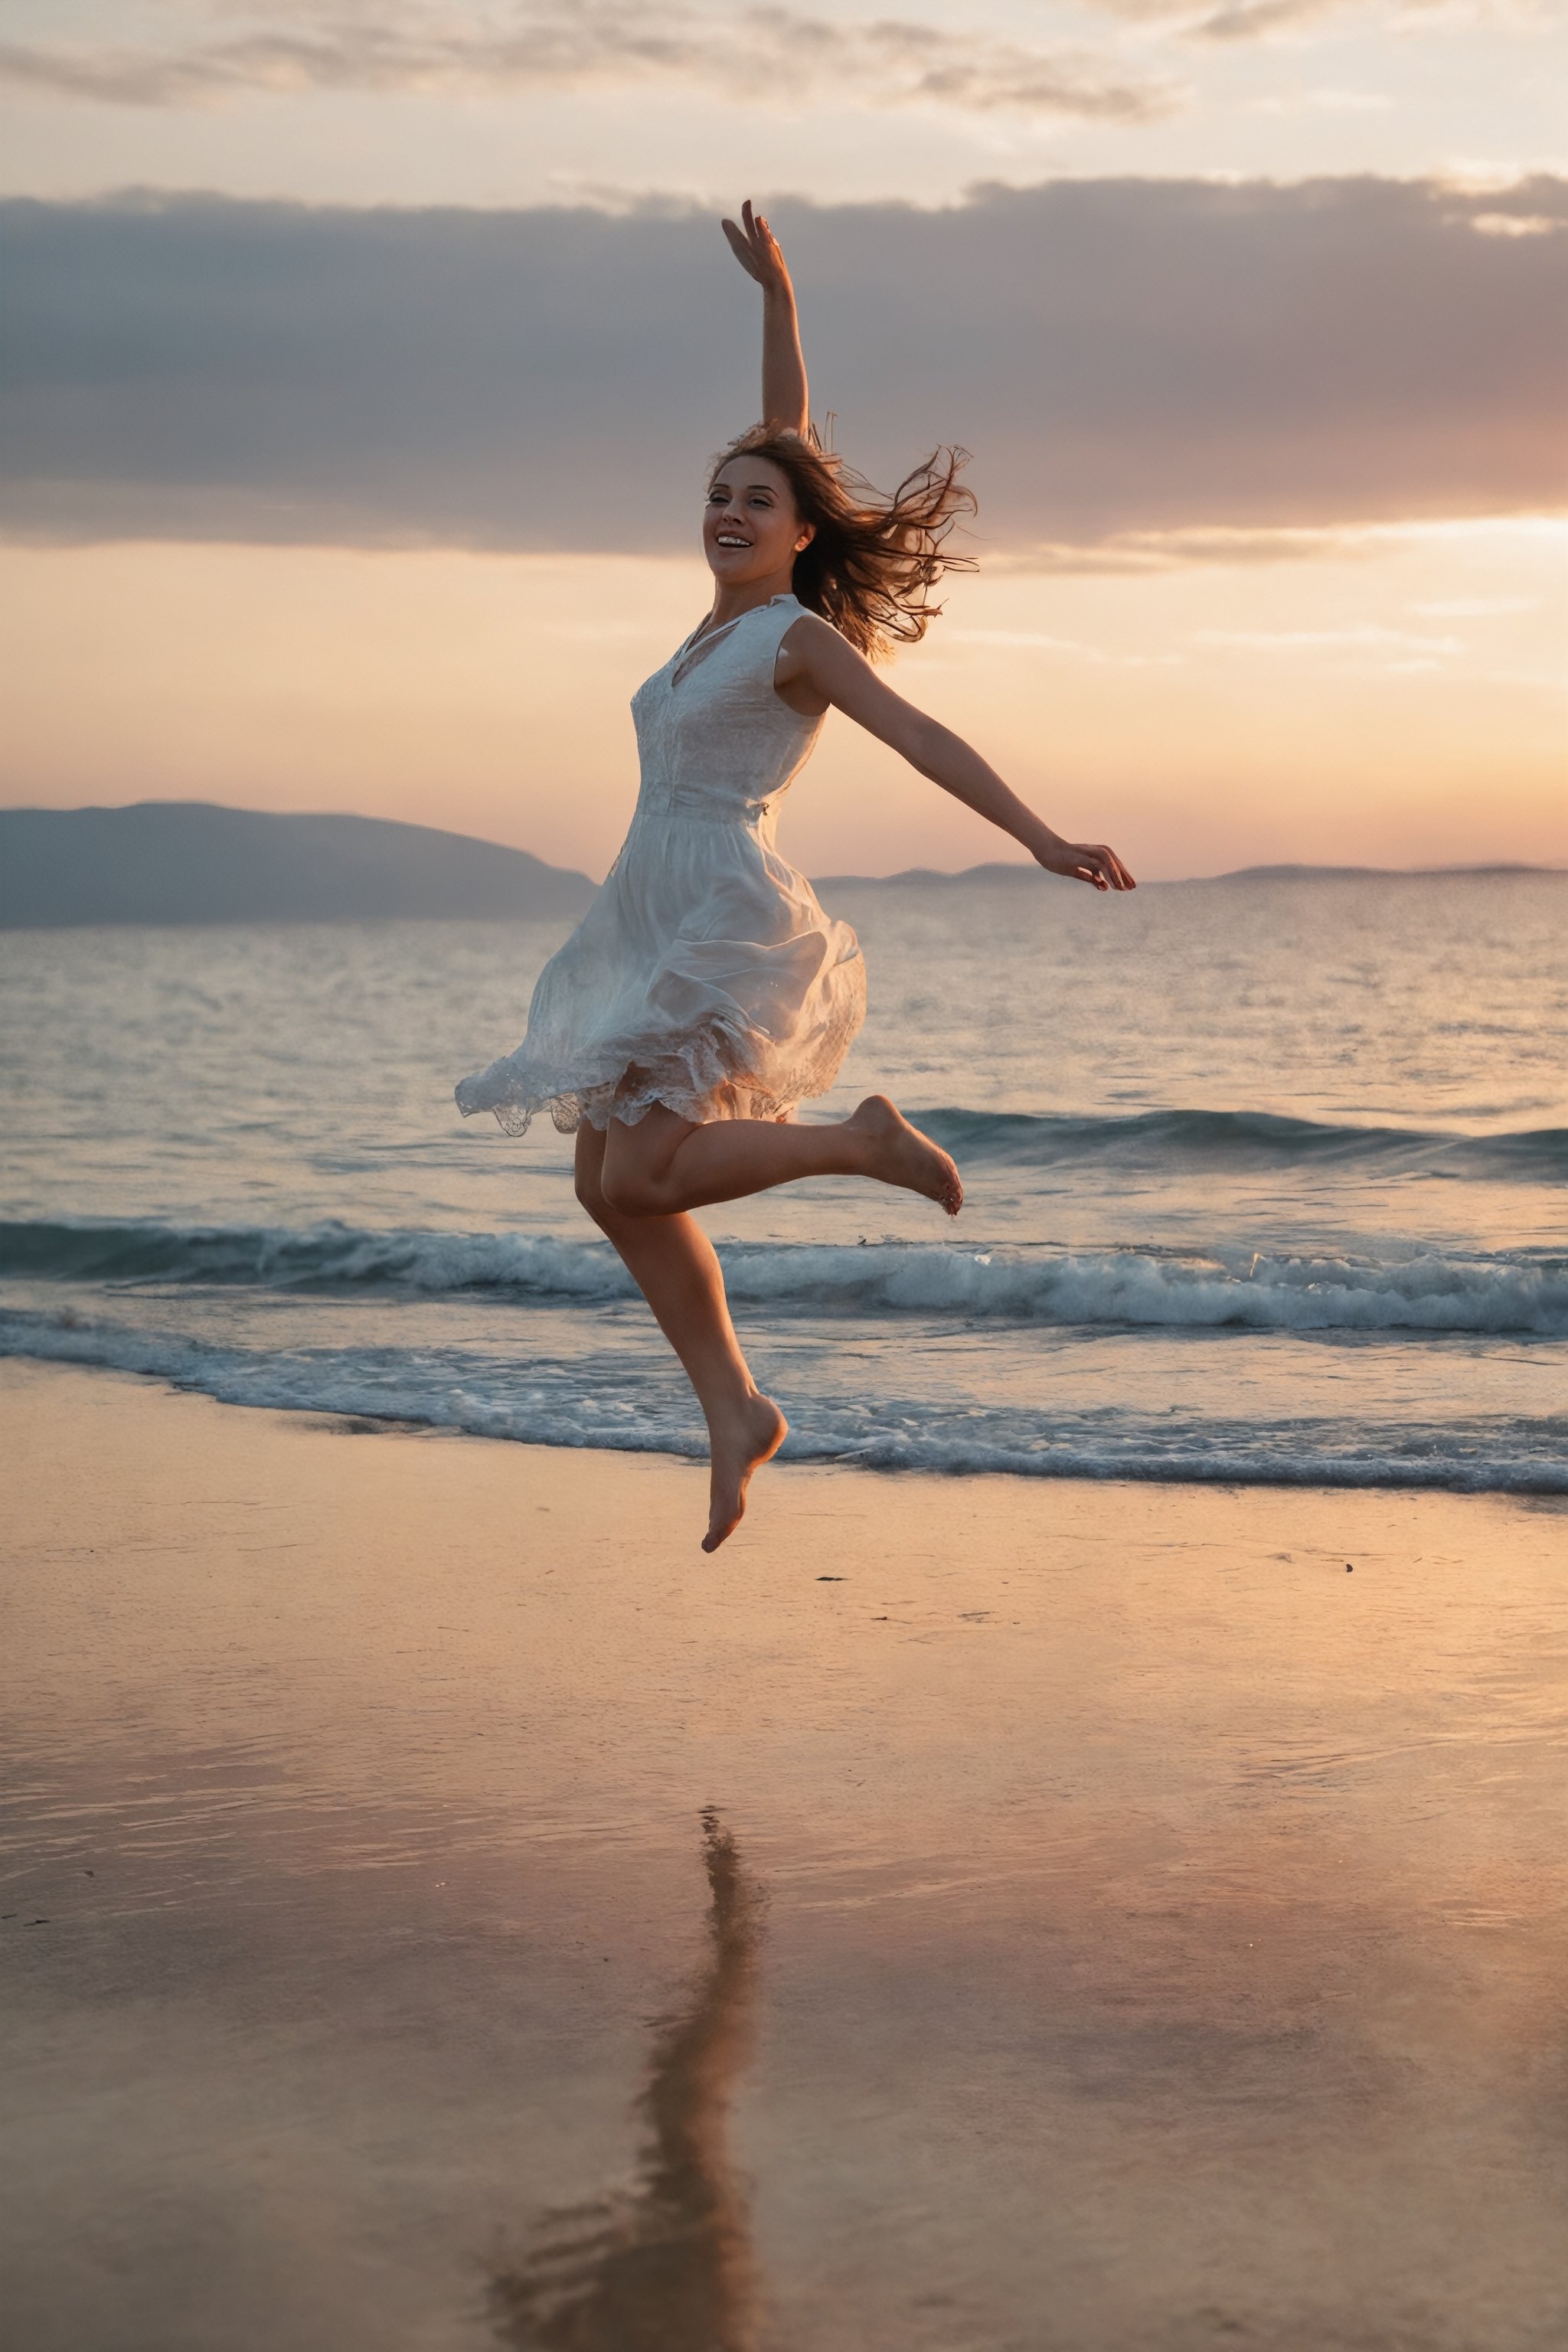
[573,1124,615,1224]
[573,1166,609,1224]
[597,1168,668,1217]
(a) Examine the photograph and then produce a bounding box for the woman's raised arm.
[721,199,810,440]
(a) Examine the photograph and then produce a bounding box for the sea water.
[2,869,1563,1492]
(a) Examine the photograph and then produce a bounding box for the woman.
[458,201,1135,1552]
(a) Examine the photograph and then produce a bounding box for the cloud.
[1467,211,1563,237]
[986,524,1396,573]
[1409,595,1539,614]
[1,175,1564,556]
[1084,0,1550,38]
[1246,87,1396,113]
[0,2,1176,122]
[1192,0,1357,41]
[1195,624,1466,651]
[950,629,1180,666]
[2,0,1549,122]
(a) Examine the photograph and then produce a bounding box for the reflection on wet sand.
[489,1811,764,2352]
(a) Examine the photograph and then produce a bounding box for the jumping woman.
[458,202,1135,1551]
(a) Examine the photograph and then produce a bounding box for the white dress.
[456,593,867,1135]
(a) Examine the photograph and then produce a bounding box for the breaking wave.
[3,1217,1564,1336]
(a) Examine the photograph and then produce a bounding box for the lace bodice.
[629,593,823,826]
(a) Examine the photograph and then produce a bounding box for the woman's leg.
[599,1094,962,1220]
[574,1122,786,1552]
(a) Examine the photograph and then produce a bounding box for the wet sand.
[4,1357,1567,2351]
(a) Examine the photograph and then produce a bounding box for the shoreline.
[3,1341,1563,1497]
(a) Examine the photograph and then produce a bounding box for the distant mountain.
[819,861,1047,890]
[822,859,1563,889]
[1214,862,1562,882]
[0,803,597,927]
[5,812,1556,927]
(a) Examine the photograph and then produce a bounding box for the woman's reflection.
[489,1809,764,2351]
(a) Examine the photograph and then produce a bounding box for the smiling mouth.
[715,534,752,548]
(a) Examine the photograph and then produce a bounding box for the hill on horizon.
[0,803,596,927]
[2,807,1559,928]
[819,858,1563,889]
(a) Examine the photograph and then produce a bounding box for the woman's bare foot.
[703,1390,789,1553]
[848,1095,962,1216]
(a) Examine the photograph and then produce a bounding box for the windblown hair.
[709,426,976,659]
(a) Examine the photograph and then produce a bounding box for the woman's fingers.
[720,215,764,280]
[1073,845,1136,891]
[721,198,789,288]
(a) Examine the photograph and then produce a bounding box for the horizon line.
[5,802,1564,890]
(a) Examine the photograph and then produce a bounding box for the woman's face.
[703,456,813,588]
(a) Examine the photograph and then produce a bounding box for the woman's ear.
[795,522,816,553]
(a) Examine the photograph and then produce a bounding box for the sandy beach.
[5,1357,1566,2350]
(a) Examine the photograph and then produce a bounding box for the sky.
[0,0,1564,878]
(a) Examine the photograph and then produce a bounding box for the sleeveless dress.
[455,593,867,1135]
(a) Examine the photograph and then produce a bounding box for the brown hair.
[708,426,976,659]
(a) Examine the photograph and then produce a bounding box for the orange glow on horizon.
[2,524,1563,882]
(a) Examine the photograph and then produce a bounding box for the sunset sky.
[1,0,1563,880]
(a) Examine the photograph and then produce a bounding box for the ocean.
[2,867,1563,1494]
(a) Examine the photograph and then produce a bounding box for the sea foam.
[4,1308,1563,1494]
[3,1217,1563,1336]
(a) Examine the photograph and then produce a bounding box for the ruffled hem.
[456,968,867,1139]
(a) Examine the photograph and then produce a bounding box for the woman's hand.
[1034,839,1137,892]
[721,199,793,299]
[721,198,809,439]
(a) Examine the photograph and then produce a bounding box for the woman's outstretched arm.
[779,615,1137,891]
[721,199,809,439]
